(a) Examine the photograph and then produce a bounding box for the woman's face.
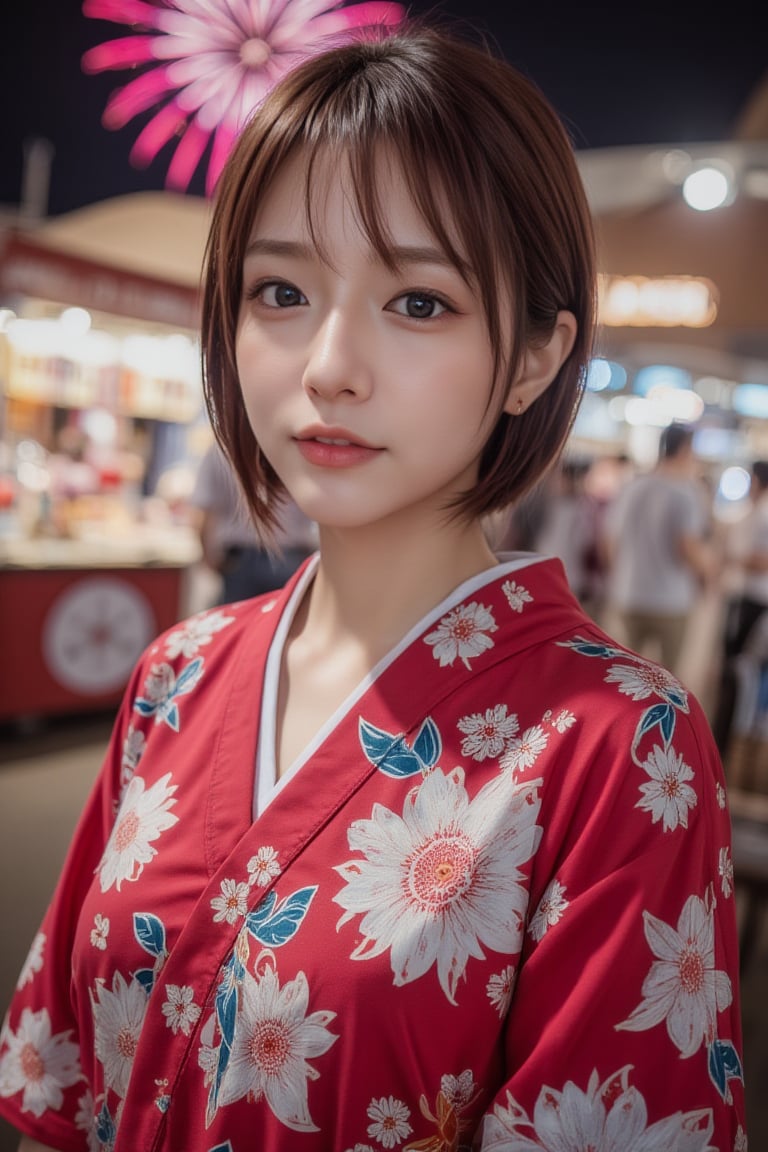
[235,148,508,535]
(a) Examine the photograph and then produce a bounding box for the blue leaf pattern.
[558,637,625,660]
[133,967,155,995]
[638,703,675,744]
[175,657,205,694]
[358,717,431,778]
[134,912,167,958]
[358,718,402,762]
[96,1100,117,1147]
[412,717,442,767]
[708,1038,744,1100]
[245,890,277,936]
[133,657,204,732]
[208,951,244,1121]
[249,887,318,948]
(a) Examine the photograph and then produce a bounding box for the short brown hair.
[201,21,596,532]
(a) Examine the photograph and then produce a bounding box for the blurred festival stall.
[0,1,765,721]
[0,192,213,722]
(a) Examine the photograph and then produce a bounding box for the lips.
[295,426,377,450]
[294,427,382,468]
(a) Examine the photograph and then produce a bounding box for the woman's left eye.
[388,292,449,320]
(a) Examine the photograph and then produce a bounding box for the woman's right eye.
[250,280,307,308]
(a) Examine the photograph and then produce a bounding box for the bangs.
[252,49,520,398]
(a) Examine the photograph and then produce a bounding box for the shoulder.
[129,595,277,690]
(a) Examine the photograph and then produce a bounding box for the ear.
[503,310,578,416]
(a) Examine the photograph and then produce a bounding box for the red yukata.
[0,555,747,1151]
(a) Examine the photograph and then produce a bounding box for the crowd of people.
[500,431,768,765]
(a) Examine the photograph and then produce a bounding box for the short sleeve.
[478,688,746,1149]
[0,658,147,1151]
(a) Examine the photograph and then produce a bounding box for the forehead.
[247,145,462,258]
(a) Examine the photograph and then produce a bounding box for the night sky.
[0,0,764,216]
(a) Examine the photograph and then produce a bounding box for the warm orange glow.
[598,275,718,328]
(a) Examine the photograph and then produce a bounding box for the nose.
[302,309,373,403]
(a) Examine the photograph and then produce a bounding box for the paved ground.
[0,710,766,1149]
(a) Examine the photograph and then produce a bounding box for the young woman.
[1,23,745,1152]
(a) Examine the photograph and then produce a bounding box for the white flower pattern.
[605,661,688,708]
[216,960,337,1131]
[441,1068,476,1109]
[97,773,179,893]
[74,1087,100,1152]
[16,931,45,989]
[91,971,149,1098]
[502,580,533,613]
[366,1095,412,1147]
[486,965,516,1017]
[118,725,145,802]
[636,744,697,831]
[90,914,110,951]
[247,846,282,888]
[457,704,519,761]
[500,725,549,773]
[719,847,734,899]
[551,708,576,733]
[528,878,569,942]
[211,878,250,924]
[0,1007,80,1118]
[335,767,542,1003]
[617,891,732,1057]
[483,1065,715,1151]
[164,609,235,658]
[424,602,497,669]
[161,984,202,1035]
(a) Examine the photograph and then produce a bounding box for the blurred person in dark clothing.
[713,459,768,754]
[190,440,317,604]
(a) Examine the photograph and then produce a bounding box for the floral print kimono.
[0,554,747,1151]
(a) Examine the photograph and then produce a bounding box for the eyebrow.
[244,239,313,259]
[244,237,463,271]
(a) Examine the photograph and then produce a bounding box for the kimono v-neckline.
[207,550,549,869]
[254,551,558,819]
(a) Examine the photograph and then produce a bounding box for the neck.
[299,513,499,660]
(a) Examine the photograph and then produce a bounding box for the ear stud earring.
[516,397,525,415]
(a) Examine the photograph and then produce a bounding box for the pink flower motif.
[82,0,406,195]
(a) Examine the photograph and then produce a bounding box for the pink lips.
[294,427,381,469]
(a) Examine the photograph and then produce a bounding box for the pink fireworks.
[82,0,405,195]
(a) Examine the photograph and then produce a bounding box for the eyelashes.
[244,279,456,321]
[246,279,308,308]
